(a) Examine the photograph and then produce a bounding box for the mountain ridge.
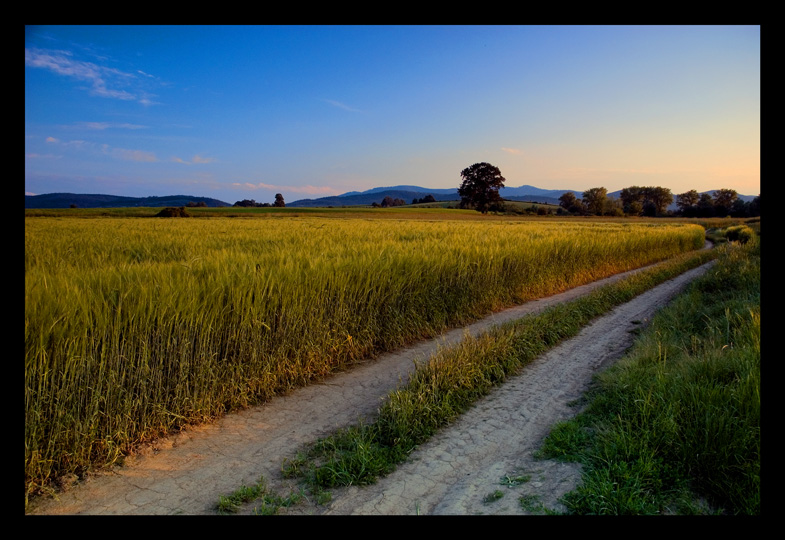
[24,193,232,209]
[25,186,757,209]
[287,185,757,208]
[287,184,587,207]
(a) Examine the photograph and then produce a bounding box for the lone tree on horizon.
[274,193,286,207]
[458,162,506,214]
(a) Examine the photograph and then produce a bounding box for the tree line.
[371,194,439,207]
[227,162,760,219]
[558,186,760,218]
[233,193,286,208]
[371,195,408,208]
[456,161,759,218]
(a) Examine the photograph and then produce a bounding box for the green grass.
[483,490,505,503]
[537,234,760,514]
[216,476,304,515]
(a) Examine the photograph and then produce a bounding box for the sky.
[25,25,761,205]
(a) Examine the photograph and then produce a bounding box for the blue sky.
[25,25,760,204]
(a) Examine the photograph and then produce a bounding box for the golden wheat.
[24,216,704,491]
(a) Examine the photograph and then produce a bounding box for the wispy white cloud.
[231,182,341,195]
[25,47,158,105]
[76,121,147,130]
[564,166,662,177]
[101,144,158,162]
[44,136,90,150]
[171,154,216,165]
[40,135,158,162]
[322,99,362,113]
[501,147,522,155]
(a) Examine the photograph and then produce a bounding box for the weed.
[518,494,544,512]
[500,474,530,488]
[216,475,304,515]
[483,490,505,503]
[216,477,268,514]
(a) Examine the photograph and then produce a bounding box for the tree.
[603,197,624,217]
[712,189,738,216]
[274,193,286,207]
[620,185,672,216]
[676,190,700,217]
[380,196,405,207]
[412,194,437,205]
[458,162,505,213]
[233,199,258,207]
[582,187,607,216]
[641,186,673,216]
[730,198,750,217]
[749,195,761,217]
[697,193,715,217]
[619,186,644,213]
[626,200,643,217]
[558,192,583,214]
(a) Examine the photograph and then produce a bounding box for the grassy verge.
[280,246,719,495]
[537,233,760,514]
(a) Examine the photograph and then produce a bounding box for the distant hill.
[288,184,583,207]
[290,184,758,210]
[288,188,458,207]
[26,187,757,210]
[25,193,231,209]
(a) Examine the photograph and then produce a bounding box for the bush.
[156,207,190,217]
[724,225,755,244]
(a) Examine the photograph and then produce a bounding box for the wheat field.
[24,215,705,493]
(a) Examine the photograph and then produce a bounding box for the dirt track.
[27,257,714,516]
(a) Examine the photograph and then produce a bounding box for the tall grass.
[24,216,704,497]
[539,237,760,514]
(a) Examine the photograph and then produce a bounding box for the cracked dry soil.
[27,260,714,516]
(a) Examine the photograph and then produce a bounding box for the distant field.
[24,214,706,495]
[24,202,558,219]
[24,204,745,229]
